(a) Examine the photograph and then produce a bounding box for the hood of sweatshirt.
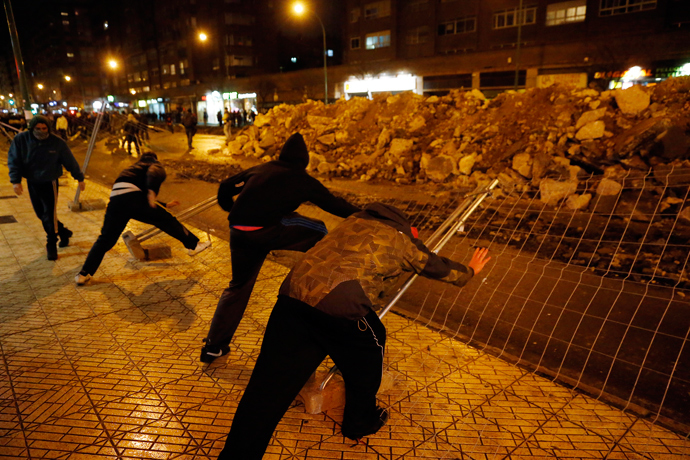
[356,202,414,239]
[29,115,52,132]
[278,133,309,169]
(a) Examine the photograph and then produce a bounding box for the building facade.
[341,0,690,97]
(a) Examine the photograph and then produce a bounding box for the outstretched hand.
[13,183,23,196]
[468,247,491,275]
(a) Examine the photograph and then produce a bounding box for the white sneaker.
[188,240,211,256]
[75,273,91,286]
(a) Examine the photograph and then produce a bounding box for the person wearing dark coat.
[74,153,210,285]
[200,132,360,363]
[217,203,491,459]
[8,115,85,260]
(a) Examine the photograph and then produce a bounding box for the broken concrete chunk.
[512,152,533,178]
[614,85,650,115]
[575,108,607,129]
[576,121,605,140]
[539,179,578,206]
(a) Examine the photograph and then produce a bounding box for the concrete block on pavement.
[68,199,106,212]
[297,370,395,415]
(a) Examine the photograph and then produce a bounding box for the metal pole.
[308,10,327,105]
[73,100,104,205]
[319,179,500,391]
[514,0,524,91]
[3,0,32,114]
[136,196,218,242]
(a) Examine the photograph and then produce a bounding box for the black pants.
[204,215,327,350]
[27,180,70,244]
[185,128,195,148]
[124,134,140,155]
[80,192,199,276]
[219,296,386,459]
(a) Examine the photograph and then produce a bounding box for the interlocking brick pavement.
[1,165,689,459]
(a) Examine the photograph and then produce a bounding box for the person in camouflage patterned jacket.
[218,202,491,459]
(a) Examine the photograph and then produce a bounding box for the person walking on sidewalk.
[55,114,69,140]
[222,108,231,145]
[74,152,210,286]
[8,115,85,260]
[218,203,492,459]
[123,113,141,156]
[200,132,360,363]
[182,108,197,149]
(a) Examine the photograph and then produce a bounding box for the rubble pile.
[222,78,690,288]
[227,77,690,200]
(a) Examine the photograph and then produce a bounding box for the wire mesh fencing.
[327,167,690,435]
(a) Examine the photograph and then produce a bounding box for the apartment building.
[342,0,690,96]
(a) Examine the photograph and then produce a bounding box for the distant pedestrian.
[203,109,209,125]
[182,108,197,149]
[222,108,231,145]
[55,114,69,139]
[217,110,223,126]
[7,115,85,260]
[123,113,141,156]
[74,152,210,286]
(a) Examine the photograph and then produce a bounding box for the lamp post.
[292,2,328,104]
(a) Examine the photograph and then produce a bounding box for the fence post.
[69,101,107,212]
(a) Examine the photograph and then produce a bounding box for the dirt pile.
[226,76,690,199]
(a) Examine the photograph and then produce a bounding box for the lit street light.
[292,2,328,104]
[37,83,44,90]
[64,75,71,82]
[108,59,118,69]
[198,32,208,42]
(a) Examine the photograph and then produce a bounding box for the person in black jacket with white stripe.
[74,152,209,285]
[200,132,360,363]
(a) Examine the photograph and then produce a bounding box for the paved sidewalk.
[1,168,689,459]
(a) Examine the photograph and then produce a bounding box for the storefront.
[222,91,257,115]
[593,62,690,90]
[340,73,421,99]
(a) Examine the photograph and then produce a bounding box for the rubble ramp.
[307,168,690,436]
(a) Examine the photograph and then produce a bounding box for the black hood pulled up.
[356,202,414,239]
[29,115,52,132]
[278,133,309,169]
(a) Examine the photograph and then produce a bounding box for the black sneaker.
[341,406,389,440]
[58,229,73,248]
[46,243,58,261]
[200,343,230,364]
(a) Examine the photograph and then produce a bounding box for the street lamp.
[37,83,44,90]
[64,75,71,82]
[292,2,328,104]
[198,31,208,42]
[108,59,118,69]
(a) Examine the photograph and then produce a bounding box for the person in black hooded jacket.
[74,152,210,286]
[8,115,85,260]
[201,132,360,363]
[217,203,491,459]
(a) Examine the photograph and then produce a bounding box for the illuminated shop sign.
[238,92,256,99]
[344,74,417,94]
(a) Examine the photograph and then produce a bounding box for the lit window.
[438,16,476,35]
[600,0,656,16]
[291,57,297,63]
[351,37,361,49]
[61,12,68,16]
[364,1,391,19]
[228,55,252,67]
[493,6,537,29]
[365,30,391,49]
[170,64,176,75]
[327,49,334,57]
[546,0,586,25]
[66,52,74,58]
[62,20,70,26]
[103,21,108,30]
